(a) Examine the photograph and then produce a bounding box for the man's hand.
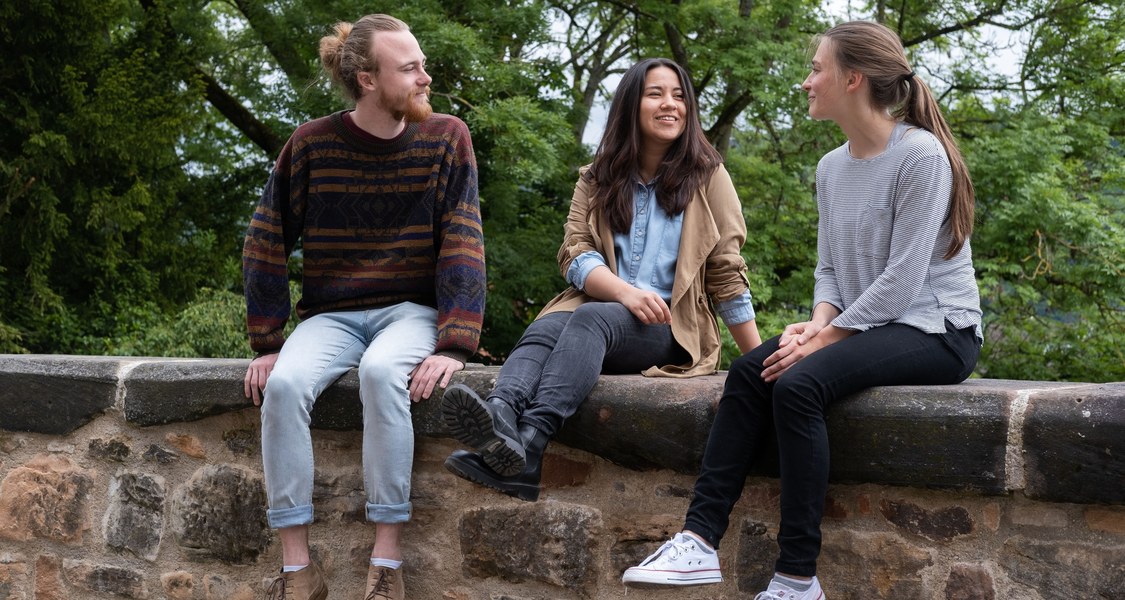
[409,354,464,402]
[244,352,279,406]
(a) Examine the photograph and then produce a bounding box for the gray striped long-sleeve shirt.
[813,122,983,342]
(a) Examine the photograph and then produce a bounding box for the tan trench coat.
[538,164,751,378]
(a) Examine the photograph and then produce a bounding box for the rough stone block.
[1008,504,1068,528]
[1000,536,1124,597]
[170,464,269,564]
[62,559,149,599]
[945,563,995,600]
[458,502,602,592]
[1085,507,1125,535]
[607,514,681,577]
[143,444,178,464]
[164,433,206,459]
[818,530,934,597]
[87,436,131,462]
[879,499,974,542]
[45,442,73,454]
[1023,383,1125,504]
[0,556,29,600]
[203,574,254,600]
[104,471,166,561]
[0,355,120,434]
[160,571,194,600]
[540,452,592,490]
[0,434,24,455]
[312,467,365,523]
[123,359,250,425]
[34,555,63,600]
[222,426,258,456]
[0,454,93,543]
[826,380,1011,493]
[734,519,774,593]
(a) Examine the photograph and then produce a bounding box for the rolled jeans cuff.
[267,504,314,529]
[367,501,411,524]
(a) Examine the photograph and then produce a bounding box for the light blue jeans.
[260,302,437,529]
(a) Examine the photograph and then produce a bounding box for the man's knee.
[358,359,408,390]
[262,368,305,405]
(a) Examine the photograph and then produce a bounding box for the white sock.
[680,531,715,553]
[370,557,402,570]
[282,564,308,573]
[773,573,813,592]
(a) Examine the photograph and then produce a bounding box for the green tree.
[1,0,1120,381]
[0,0,244,354]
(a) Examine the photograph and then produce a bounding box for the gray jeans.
[492,302,688,436]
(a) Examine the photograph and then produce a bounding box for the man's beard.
[381,86,432,123]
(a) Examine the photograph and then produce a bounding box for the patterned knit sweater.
[243,111,486,361]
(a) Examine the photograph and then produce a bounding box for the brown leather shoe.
[364,565,404,600]
[265,562,328,600]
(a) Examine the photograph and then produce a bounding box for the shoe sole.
[621,569,722,588]
[444,453,539,502]
[441,385,526,476]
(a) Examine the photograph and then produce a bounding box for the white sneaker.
[754,575,825,599]
[621,532,722,587]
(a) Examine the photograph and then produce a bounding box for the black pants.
[684,322,979,576]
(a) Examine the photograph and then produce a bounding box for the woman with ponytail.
[624,21,982,599]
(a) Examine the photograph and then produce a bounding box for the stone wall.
[0,355,1122,600]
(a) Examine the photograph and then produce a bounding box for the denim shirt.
[566,179,755,325]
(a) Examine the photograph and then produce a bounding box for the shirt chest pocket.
[856,199,893,259]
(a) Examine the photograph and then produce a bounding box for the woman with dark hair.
[441,58,761,502]
[623,22,982,599]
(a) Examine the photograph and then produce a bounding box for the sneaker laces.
[365,569,394,600]
[265,574,287,599]
[638,533,696,566]
[754,592,786,600]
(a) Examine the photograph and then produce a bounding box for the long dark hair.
[819,21,974,259]
[587,58,721,234]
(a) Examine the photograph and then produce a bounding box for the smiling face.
[369,30,433,122]
[637,66,687,152]
[801,38,846,122]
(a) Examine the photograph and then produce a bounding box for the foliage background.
[1,0,1121,381]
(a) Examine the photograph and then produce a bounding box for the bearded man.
[241,14,485,600]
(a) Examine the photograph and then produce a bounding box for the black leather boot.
[444,424,549,502]
[440,383,525,476]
